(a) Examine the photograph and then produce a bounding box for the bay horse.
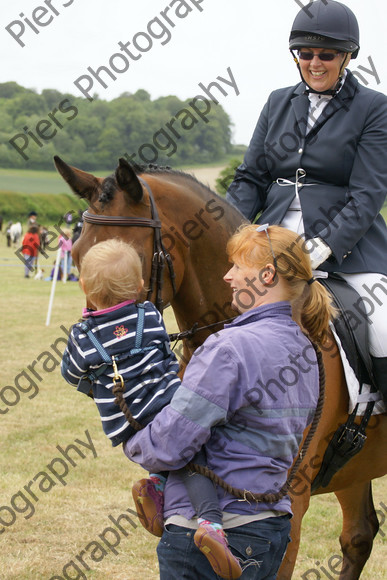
[54,155,386,579]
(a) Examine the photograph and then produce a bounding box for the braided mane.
[98,162,215,205]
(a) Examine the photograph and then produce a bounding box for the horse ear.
[54,156,100,201]
[116,158,143,203]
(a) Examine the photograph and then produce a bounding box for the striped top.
[61,300,181,446]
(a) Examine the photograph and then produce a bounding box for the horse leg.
[335,481,379,579]
[277,488,311,579]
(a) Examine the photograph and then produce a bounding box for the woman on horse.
[125,224,334,579]
[226,0,387,403]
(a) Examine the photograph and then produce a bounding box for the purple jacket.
[125,302,319,518]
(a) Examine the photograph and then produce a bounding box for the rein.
[188,342,326,503]
[112,340,326,504]
[82,176,176,313]
[168,317,236,345]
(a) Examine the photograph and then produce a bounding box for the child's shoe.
[131,478,164,537]
[194,522,242,580]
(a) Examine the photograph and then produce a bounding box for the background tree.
[0,82,240,171]
[215,157,243,196]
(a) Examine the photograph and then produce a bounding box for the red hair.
[227,225,336,344]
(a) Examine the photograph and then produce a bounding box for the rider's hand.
[305,237,332,269]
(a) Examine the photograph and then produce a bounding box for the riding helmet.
[289,0,360,59]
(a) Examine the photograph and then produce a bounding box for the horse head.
[54,156,243,358]
[54,156,175,306]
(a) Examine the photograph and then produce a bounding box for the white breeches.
[339,272,387,358]
[279,211,387,358]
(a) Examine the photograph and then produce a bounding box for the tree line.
[0,82,240,171]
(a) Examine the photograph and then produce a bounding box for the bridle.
[82,176,176,313]
[82,175,234,342]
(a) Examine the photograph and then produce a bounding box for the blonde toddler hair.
[80,238,143,309]
[226,224,336,345]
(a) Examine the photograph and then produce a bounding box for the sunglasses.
[298,51,341,62]
[256,223,277,280]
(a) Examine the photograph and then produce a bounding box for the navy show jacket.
[227,70,387,275]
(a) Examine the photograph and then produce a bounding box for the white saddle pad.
[330,322,386,416]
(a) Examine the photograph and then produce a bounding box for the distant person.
[39,226,49,252]
[21,225,40,278]
[64,211,73,225]
[72,210,84,245]
[27,211,38,228]
[58,229,73,279]
[44,263,63,281]
[6,221,12,247]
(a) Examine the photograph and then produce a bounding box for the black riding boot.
[371,356,387,406]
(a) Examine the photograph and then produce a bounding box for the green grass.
[0,229,386,579]
[0,160,234,196]
[0,168,111,195]
[1,165,386,220]
[0,165,227,223]
[0,242,168,579]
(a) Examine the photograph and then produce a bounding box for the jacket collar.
[225,301,292,329]
[291,69,358,137]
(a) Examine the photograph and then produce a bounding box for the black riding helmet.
[289,0,360,58]
[289,0,359,95]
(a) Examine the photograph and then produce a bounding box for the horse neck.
[144,173,243,346]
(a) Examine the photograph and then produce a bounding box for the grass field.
[0,237,386,580]
[0,161,231,196]
[0,168,72,195]
[0,166,226,224]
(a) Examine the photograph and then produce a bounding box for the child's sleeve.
[61,326,89,387]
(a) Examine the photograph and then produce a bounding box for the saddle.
[311,274,379,492]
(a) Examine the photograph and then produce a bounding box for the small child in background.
[61,238,242,580]
[58,229,73,280]
[21,225,40,278]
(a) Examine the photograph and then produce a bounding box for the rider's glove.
[305,237,332,270]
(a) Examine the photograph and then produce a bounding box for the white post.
[46,247,62,326]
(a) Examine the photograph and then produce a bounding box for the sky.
[2,0,386,146]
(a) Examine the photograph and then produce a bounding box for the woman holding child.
[62,221,334,578]
[125,224,334,579]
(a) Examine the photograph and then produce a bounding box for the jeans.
[23,254,36,276]
[157,515,291,579]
